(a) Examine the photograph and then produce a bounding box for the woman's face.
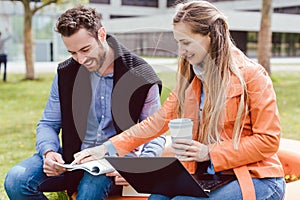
[173,22,210,65]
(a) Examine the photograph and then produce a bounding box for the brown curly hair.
[55,5,102,39]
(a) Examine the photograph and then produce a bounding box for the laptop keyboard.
[197,179,224,191]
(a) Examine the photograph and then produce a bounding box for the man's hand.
[171,139,210,162]
[71,145,108,165]
[43,151,66,176]
[106,171,129,186]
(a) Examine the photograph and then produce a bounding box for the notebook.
[105,157,236,198]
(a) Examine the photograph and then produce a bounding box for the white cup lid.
[168,118,193,128]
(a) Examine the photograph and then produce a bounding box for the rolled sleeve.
[36,75,61,157]
[138,84,166,157]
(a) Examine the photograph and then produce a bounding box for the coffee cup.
[168,118,193,159]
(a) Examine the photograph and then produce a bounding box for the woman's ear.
[97,27,106,42]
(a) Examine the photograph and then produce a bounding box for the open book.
[52,159,115,176]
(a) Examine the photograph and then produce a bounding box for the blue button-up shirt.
[36,72,165,158]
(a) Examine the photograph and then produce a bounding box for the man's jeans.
[4,153,114,200]
[149,177,286,200]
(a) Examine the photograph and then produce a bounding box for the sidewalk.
[4,58,176,74]
[6,61,58,74]
[280,138,300,153]
[4,57,300,74]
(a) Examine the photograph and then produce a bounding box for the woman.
[73,1,285,199]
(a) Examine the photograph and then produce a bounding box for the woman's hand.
[106,171,129,186]
[172,139,210,162]
[43,151,66,176]
[71,145,108,165]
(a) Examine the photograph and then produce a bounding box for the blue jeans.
[4,153,114,200]
[149,177,286,200]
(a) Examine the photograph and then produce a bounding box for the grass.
[0,71,299,199]
[271,72,300,139]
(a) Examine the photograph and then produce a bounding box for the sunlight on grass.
[271,71,300,140]
[0,73,55,200]
[158,71,177,104]
[0,71,299,199]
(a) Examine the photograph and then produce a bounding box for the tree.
[12,0,87,80]
[257,0,273,75]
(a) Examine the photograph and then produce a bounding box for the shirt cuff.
[103,140,118,156]
[39,145,57,158]
[43,149,55,159]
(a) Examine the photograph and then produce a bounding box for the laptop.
[106,157,236,198]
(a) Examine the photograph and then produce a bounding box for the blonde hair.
[173,1,248,149]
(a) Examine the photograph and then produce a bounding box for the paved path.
[3,57,300,74]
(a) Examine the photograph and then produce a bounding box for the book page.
[122,185,150,197]
[52,159,114,176]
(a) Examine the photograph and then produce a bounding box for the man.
[0,30,11,81]
[4,5,165,200]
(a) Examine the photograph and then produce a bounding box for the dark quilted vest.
[57,34,162,196]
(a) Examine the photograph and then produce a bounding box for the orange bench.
[278,138,300,199]
[106,197,146,200]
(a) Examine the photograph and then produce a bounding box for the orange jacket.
[110,49,284,194]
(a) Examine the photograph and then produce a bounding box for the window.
[121,0,158,8]
[89,0,110,4]
[167,0,178,7]
[274,6,300,14]
[110,15,139,19]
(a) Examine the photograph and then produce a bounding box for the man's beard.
[96,50,107,73]
[83,47,107,73]
[95,42,108,73]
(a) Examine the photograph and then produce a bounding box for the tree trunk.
[23,1,35,80]
[257,0,273,75]
[17,0,80,80]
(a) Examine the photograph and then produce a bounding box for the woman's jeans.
[149,177,286,200]
[4,153,114,200]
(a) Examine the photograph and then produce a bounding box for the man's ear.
[97,27,106,42]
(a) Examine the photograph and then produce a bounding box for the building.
[95,0,300,58]
[0,0,300,61]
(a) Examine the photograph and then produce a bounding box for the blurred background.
[1,0,300,63]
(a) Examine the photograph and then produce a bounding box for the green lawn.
[0,71,299,199]
[272,72,300,139]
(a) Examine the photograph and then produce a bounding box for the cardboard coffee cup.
[168,118,193,159]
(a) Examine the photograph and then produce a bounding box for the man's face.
[62,28,107,73]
